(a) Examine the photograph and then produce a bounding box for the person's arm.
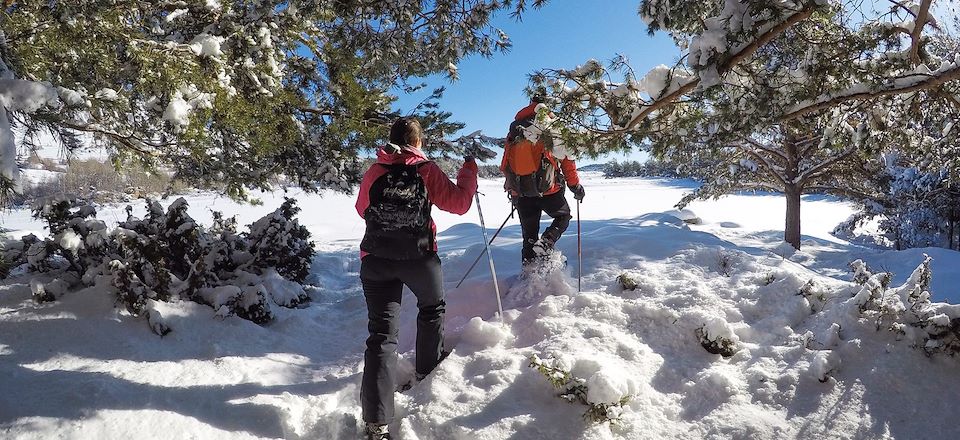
[501,142,518,195]
[560,157,580,186]
[420,160,478,215]
[354,165,385,218]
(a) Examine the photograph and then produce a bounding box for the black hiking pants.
[516,187,572,263]
[360,252,445,424]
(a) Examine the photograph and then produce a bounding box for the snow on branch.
[0,78,63,194]
[783,61,960,121]
[614,4,819,134]
[734,140,789,185]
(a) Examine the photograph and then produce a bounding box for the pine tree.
[529,0,959,249]
[0,0,544,200]
[836,95,960,250]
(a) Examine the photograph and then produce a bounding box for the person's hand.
[464,142,497,162]
[569,184,585,201]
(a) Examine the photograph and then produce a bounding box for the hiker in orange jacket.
[501,98,585,264]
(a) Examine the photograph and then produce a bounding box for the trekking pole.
[455,204,515,288]
[577,199,582,293]
[474,193,504,322]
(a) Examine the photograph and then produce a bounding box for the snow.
[58,229,83,253]
[190,33,226,58]
[641,64,672,97]
[94,88,119,101]
[56,87,87,108]
[689,17,728,67]
[2,173,960,439]
[585,365,638,405]
[162,96,192,130]
[162,85,215,131]
[0,79,60,113]
[165,8,189,23]
[641,64,695,99]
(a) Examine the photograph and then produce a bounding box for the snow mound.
[664,208,702,225]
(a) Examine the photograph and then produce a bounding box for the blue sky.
[392,0,680,165]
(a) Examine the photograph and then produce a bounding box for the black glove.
[464,142,497,161]
[569,184,585,201]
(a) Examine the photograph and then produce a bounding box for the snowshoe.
[364,423,391,440]
[508,249,575,307]
[520,251,566,279]
[530,237,556,257]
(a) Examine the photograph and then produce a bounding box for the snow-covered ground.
[2,173,959,439]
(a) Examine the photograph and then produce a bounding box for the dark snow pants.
[516,188,572,263]
[360,252,445,424]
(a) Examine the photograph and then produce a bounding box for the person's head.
[389,117,423,148]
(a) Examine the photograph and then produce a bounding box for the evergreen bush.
[0,197,316,335]
[528,354,631,424]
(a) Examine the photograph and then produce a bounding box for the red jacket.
[500,102,580,196]
[356,146,478,258]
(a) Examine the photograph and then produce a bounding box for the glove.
[464,142,497,162]
[569,184,585,201]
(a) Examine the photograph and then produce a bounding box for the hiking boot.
[415,350,451,382]
[541,227,562,245]
[399,350,452,392]
[533,228,562,256]
[531,237,555,257]
[365,423,391,440]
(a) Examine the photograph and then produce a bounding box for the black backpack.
[360,163,433,260]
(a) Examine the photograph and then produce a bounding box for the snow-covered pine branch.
[0,0,543,199]
[782,60,960,121]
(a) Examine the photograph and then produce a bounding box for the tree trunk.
[949,217,955,251]
[782,132,802,250]
[785,185,802,250]
[950,211,957,251]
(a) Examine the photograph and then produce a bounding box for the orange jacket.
[500,102,579,196]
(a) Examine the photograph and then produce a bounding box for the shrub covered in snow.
[616,271,641,291]
[528,354,632,424]
[1,197,315,332]
[835,159,960,251]
[245,198,314,284]
[695,317,740,358]
[849,257,960,356]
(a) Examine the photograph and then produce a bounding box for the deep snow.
[2,173,959,439]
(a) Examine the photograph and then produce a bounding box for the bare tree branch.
[733,142,789,186]
[909,0,933,65]
[797,147,856,184]
[60,120,168,156]
[805,185,879,200]
[743,136,789,162]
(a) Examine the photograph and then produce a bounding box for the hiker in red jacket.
[355,117,484,440]
[501,98,585,265]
